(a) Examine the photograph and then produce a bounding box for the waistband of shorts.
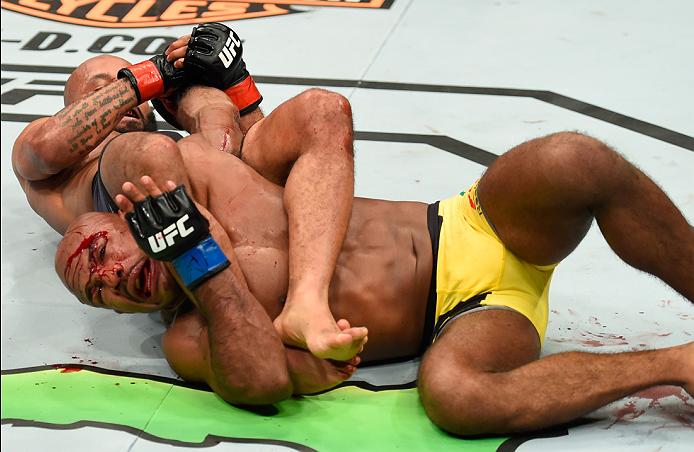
[91,131,185,214]
[459,179,502,241]
[420,201,442,353]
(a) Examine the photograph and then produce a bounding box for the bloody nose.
[99,263,125,288]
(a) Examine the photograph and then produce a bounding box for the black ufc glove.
[118,54,186,104]
[125,185,229,289]
[185,22,262,115]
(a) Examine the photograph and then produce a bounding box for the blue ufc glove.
[124,185,229,290]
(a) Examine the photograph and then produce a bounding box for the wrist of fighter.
[118,60,165,103]
[125,185,231,291]
[171,235,230,290]
[151,86,190,130]
[224,75,263,116]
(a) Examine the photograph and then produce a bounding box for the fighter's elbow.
[15,138,62,181]
[215,373,293,406]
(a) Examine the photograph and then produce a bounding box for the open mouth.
[124,108,140,120]
[128,258,154,300]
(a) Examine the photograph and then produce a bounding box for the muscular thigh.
[420,309,540,380]
[417,309,540,435]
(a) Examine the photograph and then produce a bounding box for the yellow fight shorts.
[422,180,557,347]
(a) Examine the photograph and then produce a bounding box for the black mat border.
[2,365,597,451]
[1,418,316,451]
[2,63,692,151]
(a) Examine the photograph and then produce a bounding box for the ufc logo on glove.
[147,215,195,253]
[126,186,230,290]
[218,35,241,69]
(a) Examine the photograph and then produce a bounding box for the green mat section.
[2,367,508,451]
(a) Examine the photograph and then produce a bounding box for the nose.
[98,263,125,289]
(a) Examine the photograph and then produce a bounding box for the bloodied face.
[55,212,184,313]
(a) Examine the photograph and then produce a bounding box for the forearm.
[49,79,137,170]
[178,264,292,404]
[176,85,248,155]
[177,86,263,135]
[121,180,292,405]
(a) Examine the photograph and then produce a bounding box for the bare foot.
[289,350,362,395]
[274,305,368,361]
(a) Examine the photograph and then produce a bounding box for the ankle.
[286,283,329,307]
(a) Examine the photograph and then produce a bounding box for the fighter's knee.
[140,133,181,160]
[419,365,498,436]
[216,374,293,406]
[101,132,185,194]
[296,88,353,128]
[536,131,623,187]
[548,132,616,166]
[105,132,180,167]
[131,134,184,177]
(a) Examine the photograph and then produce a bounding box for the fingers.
[115,194,134,213]
[120,181,146,203]
[117,176,178,212]
[140,175,163,197]
[165,35,190,58]
[165,35,190,67]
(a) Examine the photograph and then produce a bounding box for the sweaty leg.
[478,132,693,300]
[418,309,693,435]
[242,89,366,361]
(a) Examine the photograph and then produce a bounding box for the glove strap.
[171,236,230,290]
[118,61,164,103]
[223,76,263,116]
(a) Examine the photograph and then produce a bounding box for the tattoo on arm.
[54,80,137,156]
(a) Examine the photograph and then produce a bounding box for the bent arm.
[163,309,356,397]
[12,79,138,181]
[174,85,263,156]
[116,177,290,405]
[165,207,292,405]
